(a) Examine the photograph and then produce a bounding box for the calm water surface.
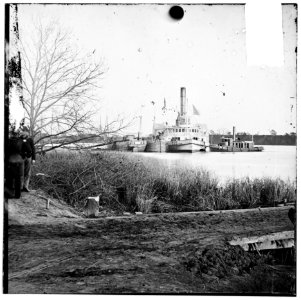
[136,146,296,183]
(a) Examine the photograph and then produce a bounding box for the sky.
[14,2,297,136]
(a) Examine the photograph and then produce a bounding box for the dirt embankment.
[7,190,295,294]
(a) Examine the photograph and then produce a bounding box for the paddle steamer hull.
[128,144,147,152]
[167,140,206,153]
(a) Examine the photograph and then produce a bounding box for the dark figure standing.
[5,133,24,198]
[20,126,36,192]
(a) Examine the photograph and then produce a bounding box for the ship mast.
[138,115,142,140]
[151,101,156,136]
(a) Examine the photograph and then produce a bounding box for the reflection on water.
[135,146,296,182]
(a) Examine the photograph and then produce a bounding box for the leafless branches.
[19,21,130,151]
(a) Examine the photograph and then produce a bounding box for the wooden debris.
[229,230,294,251]
[36,193,51,209]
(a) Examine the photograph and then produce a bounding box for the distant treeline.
[210,135,296,146]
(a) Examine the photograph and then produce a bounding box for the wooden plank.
[230,230,294,244]
[229,230,295,251]
[106,205,294,218]
[237,238,294,251]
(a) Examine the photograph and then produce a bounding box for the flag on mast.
[192,104,200,115]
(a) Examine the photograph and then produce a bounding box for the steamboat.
[149,87,209,153]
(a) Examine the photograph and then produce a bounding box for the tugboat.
[209,127,264,152]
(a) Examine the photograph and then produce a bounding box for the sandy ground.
[6,190,295,294]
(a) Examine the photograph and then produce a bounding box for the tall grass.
[31,151,296,214]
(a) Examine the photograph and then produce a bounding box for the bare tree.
[20,21,130,153]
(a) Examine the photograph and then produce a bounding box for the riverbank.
[7,190,295,294]
[31,151,296,214]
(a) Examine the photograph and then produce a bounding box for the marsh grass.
[32,151,296,214]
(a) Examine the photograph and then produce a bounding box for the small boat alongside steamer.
[209,127,264,152]
[128,140,147,152]
[112,135,147,152]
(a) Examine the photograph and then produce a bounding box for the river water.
[136,146,297,183]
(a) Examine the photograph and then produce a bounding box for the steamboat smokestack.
[180,87,186,116]
[233,126,236,141]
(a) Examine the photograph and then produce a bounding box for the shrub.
[31,151,297,214]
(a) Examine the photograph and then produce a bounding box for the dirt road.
[7,191,295,294]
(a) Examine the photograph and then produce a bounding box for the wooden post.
[84,198,99,218]
[46,199,50,209]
